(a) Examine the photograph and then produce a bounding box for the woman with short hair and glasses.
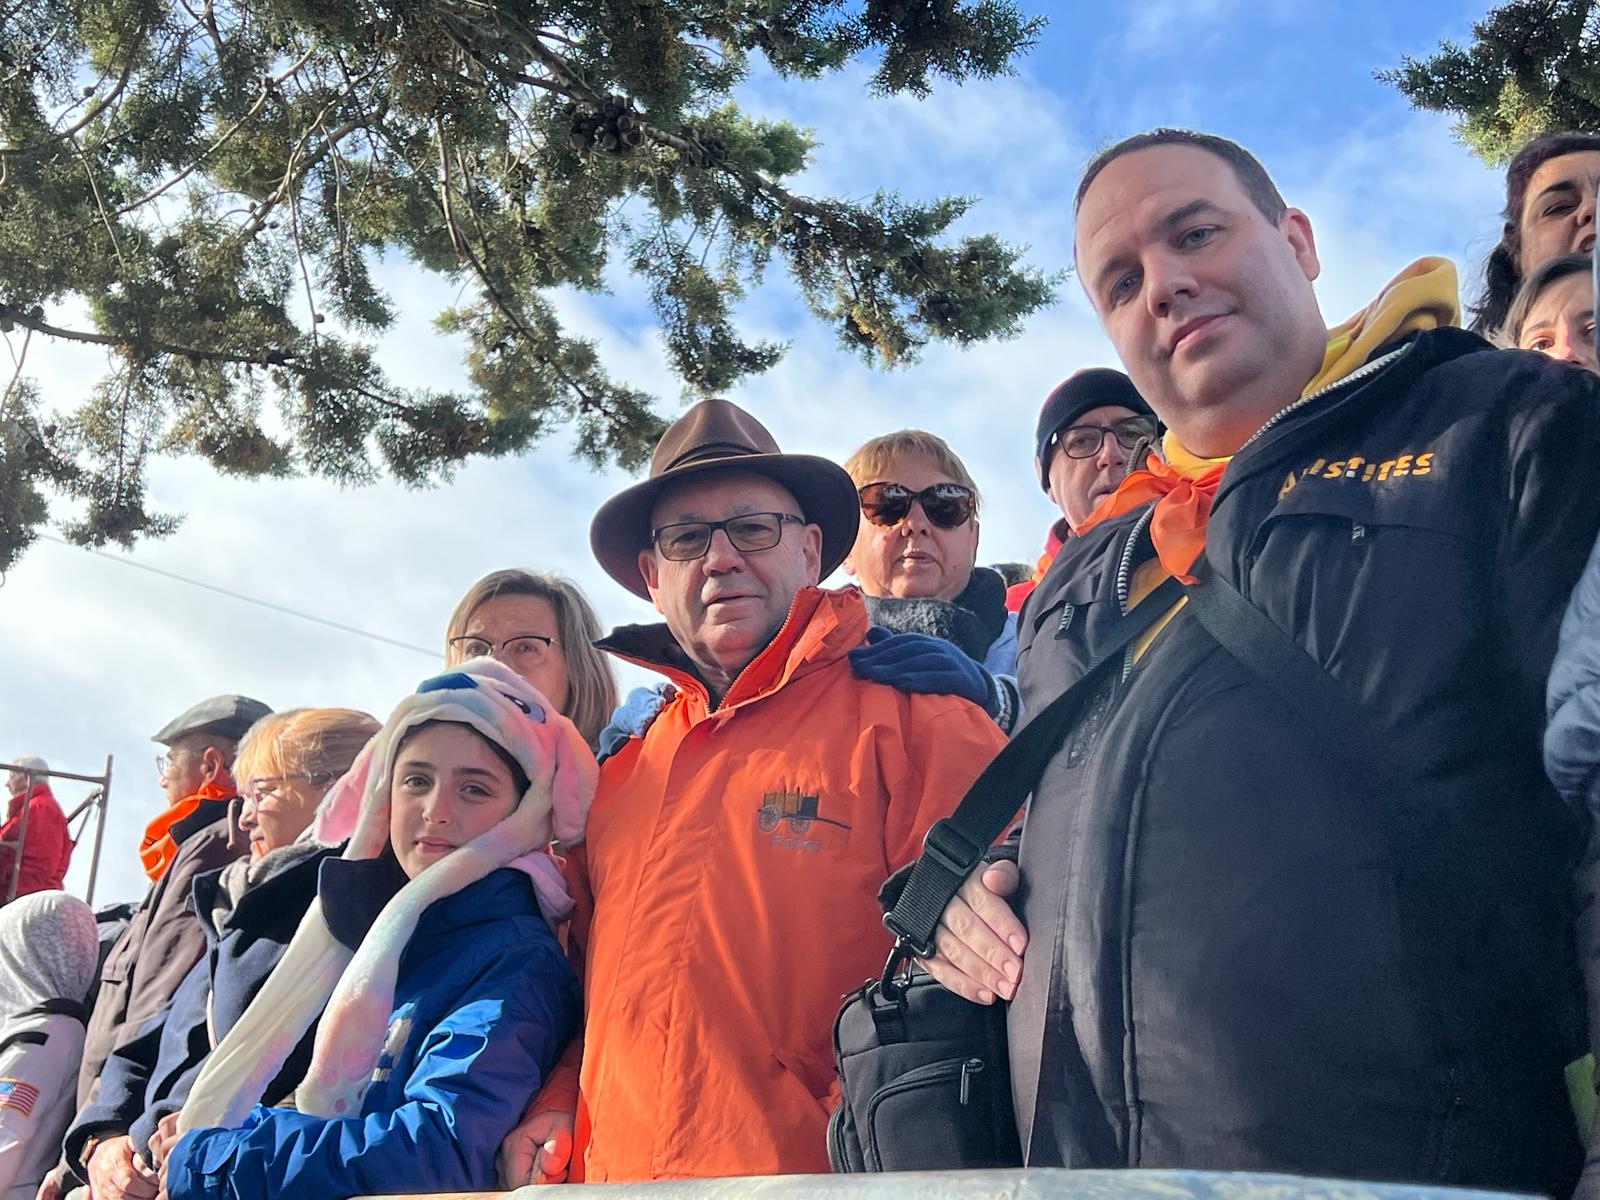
[444,570,619,754]
[840,428,1022,730]
[62,708,379,1191]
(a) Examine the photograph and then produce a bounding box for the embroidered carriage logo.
[0,1078,38,1116]
[757,790,850,852]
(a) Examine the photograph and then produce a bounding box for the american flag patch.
[0,1078,39,1117]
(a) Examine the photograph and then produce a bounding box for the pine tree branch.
[0,302,298,367]
[111,45,318,216]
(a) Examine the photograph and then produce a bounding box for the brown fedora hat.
[590,399,860,599]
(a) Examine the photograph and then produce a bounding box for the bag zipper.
[863,1056,986,1169]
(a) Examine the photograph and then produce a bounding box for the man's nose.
[1145,251,1199,320]
[1096,433,1129,470]
[701,527,744,572]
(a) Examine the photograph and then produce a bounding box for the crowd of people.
[4,123,1600,1200]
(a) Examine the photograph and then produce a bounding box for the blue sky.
[2,1,1508,905]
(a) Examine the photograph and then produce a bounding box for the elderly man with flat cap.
[44,694,269,1200]
[498,399,1006,1185]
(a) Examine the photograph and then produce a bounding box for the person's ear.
[1281,208,1321,283]
[802,523,824,584]
[200,745,226,785]
[636,550,667,616]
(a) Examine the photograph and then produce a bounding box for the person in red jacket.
[0,755,71,902]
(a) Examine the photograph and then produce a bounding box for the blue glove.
[848,628,998,715]
[596,683,674,763]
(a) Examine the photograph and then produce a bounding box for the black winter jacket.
[1010,328,1600,1194]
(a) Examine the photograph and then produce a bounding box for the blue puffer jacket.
[164,860,578,1200]
[1549,529,1600,811]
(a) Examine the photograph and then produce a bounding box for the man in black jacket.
[919,127,1600,1194]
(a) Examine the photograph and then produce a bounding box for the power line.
[37,533,438,658]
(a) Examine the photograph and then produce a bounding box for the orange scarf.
[1080,452,1225,584]
[1077,256,1461,584]
[140,780,233,882]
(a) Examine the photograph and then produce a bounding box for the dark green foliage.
[1381,0,1600,162]
[0,0,1052,569]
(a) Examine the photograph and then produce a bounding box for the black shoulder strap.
[0,1029,48,1056]
[884,574,1185,962]
[24,997,90,1024]
[1182,560,1392,775]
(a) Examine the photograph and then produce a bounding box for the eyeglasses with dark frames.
[858,482,977,530]
[651,512,804,561]
[1051,416,1159,461]
[448,634,558,665]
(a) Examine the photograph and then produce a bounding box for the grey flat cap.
[152,694,273,746]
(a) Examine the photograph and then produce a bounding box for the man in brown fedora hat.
[498,398,1006,1185]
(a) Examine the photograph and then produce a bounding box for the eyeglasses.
[1051,416,1159,461]
[651,512,803,562]
[154,748,192,778]
[448,634,557,666]
[245,772,336,803]
[858,482,977,530]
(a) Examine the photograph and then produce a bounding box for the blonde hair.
[444,569,619,752]
[233,708,380,791]
[842,429,982,511]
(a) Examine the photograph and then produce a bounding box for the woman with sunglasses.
[62,709,378,1198]
[841,429,1022,731]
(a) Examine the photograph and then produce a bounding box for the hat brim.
[590,453,862,599]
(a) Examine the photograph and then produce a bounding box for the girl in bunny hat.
[151,658,593,1200]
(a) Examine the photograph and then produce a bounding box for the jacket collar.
[191,840,340,939]
[317,855,535,953]
[1216,327,1487,506]
[597,585,869,713]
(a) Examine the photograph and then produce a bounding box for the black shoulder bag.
[828,575,1184,1173]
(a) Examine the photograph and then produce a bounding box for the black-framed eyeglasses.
[448,634,558,665]
[651,512,803,561]
[1050,415,1159,461]
[858,482,977,530]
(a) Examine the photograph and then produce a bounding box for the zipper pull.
[959,1057,983,1105]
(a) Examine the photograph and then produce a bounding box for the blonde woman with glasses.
[444,571,619,754]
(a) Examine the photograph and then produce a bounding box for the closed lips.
[1167,313,1227,354]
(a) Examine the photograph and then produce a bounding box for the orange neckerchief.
[140,780,233,882]
[1078,257,1461,584]
[1080,450,1225,584]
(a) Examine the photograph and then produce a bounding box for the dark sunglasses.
[858,482,977,530]
[1051,415,1159,461]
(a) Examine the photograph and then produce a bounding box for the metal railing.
[365,1169,1537,1200]
[0,756,112,904]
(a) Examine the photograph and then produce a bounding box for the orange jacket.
[566,586,1006,1181]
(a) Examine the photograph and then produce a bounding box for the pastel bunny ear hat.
[181,658,598,1131]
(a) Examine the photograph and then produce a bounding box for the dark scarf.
[862,567,1007,662]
